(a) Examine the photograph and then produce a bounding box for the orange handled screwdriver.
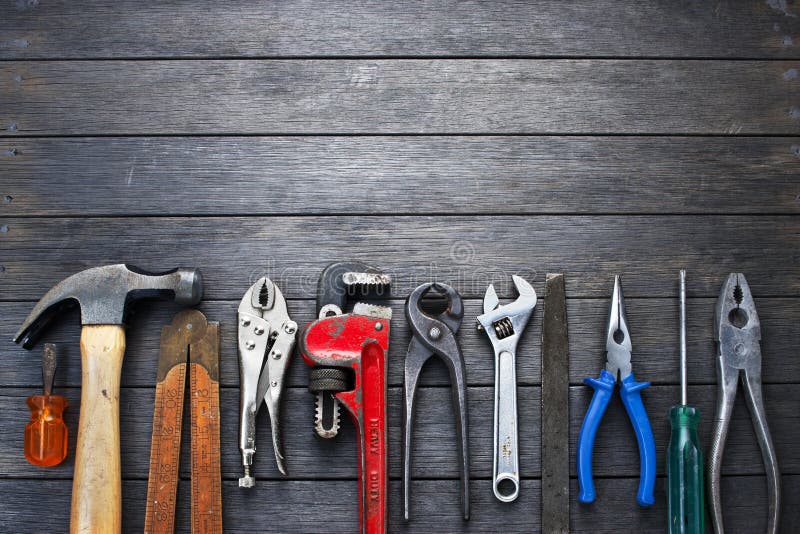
[25,343,68,467]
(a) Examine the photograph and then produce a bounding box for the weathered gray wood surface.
[2,298,799,388]
[3,137,799,216]
[1,1,798,533]
[2,477,798,533]
[2,0,799,59]
[1,216,798,300]
[1,382,798,480]
[2,60,800,135]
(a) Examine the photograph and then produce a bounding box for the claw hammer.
[14,264,202,533]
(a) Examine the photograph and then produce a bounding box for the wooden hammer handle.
[71,325,126,534]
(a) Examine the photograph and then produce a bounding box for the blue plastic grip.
[620,372,656,507]
[576,369,615,503]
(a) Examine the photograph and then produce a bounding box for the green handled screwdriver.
[667,270,705,533]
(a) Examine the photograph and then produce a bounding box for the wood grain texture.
[2,60,800,135]
[1,216,797,300]
[0,476,797,533]
[1,383,798,481]
[2,2,799,532]
[1,1,799,59]
[3,297,799,388]
[2,136,799,216]
[72,325,125,534]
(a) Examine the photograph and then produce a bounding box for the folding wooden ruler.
[144,309,222,533]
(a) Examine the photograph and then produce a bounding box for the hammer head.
[14,264,203,349]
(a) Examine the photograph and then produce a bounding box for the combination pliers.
[577,275,656,507]
[237,277,298,486]
[709,273,780,534]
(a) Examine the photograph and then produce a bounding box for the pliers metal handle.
[237,277,297,486]
[709,273,780,534]
[403,282,470,521]
[577,276,656,507]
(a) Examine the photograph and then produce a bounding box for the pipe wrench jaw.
[237,277,296,486]
[311,262,392,438]
[316,261,391,315]
[300,308,391,534]
[301,306,391,433]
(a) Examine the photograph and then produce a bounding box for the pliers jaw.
[715,273,762,369]
[405,282,464,350]
[605,275,632,380]
[237,277,297,485]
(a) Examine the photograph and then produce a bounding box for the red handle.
[301,313,389,534]
[336,340,387,534]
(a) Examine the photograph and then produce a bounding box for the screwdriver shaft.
[667,270,704,534]
[679,270,687,405]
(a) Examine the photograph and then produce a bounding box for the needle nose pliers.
[577,275,656,507]
[709,273,780,534]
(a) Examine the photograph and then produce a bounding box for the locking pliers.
[237,277,297,486]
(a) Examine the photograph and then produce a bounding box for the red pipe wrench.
[299,262,391,534]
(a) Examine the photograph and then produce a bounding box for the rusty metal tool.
[477,275,537,502]
[25,343,69,467]
[14,264,202,533]
[709,273,780,534]
[144,309,222,534]
[299,261,392,534]
[237,277,297,487]
[403,282,469,521]
[541,274,569,533]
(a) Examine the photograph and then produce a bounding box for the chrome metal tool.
[709,273,780,534]
[477,275,537,502]
[237,277,297,486]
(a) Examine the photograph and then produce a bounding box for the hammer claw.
[15,264,202,349]
[13,263,203,534]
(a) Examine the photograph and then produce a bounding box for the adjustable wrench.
[299,262,392,534]
[477,275,537,502]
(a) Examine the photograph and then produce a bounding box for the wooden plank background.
[1,1,799,532]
